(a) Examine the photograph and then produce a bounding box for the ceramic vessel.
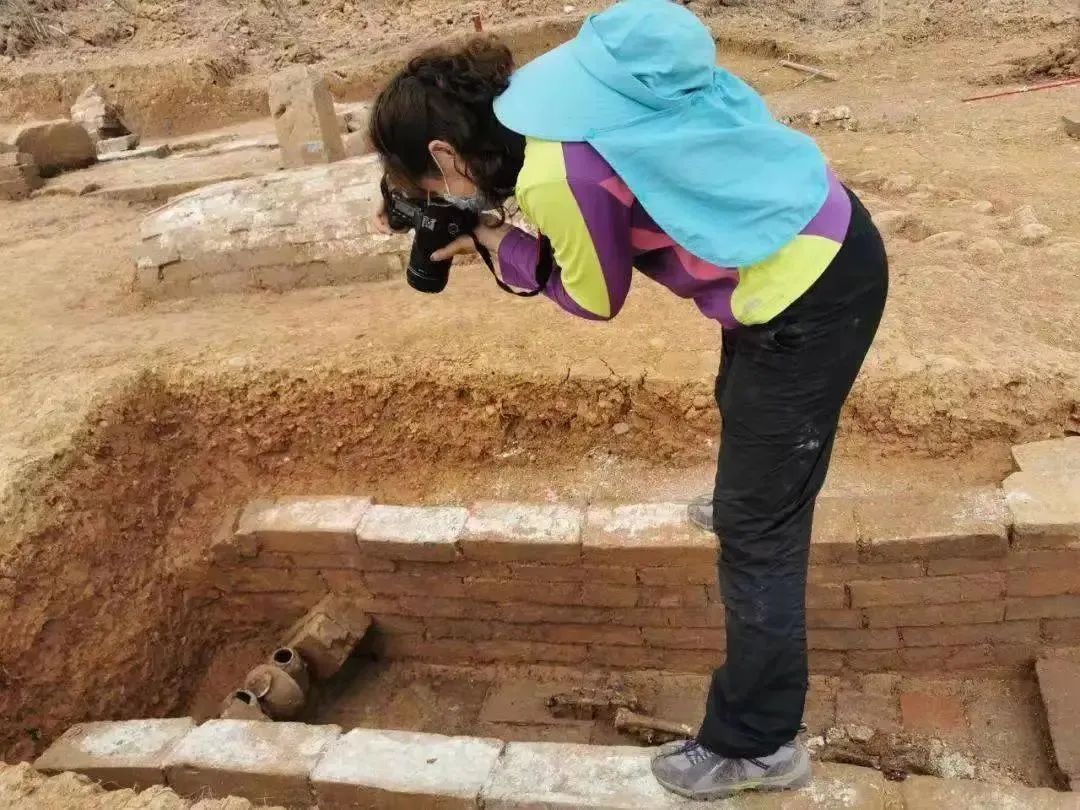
[270,646,310,692]
[244,663,306,719]
[219,689,270,721]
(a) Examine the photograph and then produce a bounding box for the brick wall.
[188,462,1080,675]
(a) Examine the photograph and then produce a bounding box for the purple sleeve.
[496,178,636,321]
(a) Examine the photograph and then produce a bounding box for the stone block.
[583,503,717,567]
[285,595,372,680]
[165,720,339,806]
[71,83,130,141]
[235,496,371,555]
[34,718,194,790]
[1012,437,1080,473]
[900,773,1076,808]
[311,729,503,809]
[849,574,1004,607]
[13,120,96,176]
[810,498,859,564]
[481,743,885,809]
[1038,656,1080,781]
[1004,471,1080,549]
[343,131,370,158]
[357,505,468,561]
[268,66,345,168]
[462,503,583,564]
[335,101,371,133]
[864,600,1004,628]
[854,488,1008,561]
[97,134,140,154]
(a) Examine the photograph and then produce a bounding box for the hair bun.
[405,37,514,107]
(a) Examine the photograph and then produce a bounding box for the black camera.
[381,178,479,294]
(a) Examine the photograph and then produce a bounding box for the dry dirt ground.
[0,0,1078,776]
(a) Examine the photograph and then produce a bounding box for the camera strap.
[471,232,553,298]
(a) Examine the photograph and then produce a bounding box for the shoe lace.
[679,741,713,766]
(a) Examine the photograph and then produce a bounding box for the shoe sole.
[653,756,812,801]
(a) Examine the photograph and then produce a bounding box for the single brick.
[583,503,717,567]
[809,561,925,584]
[462,502,582,564]
[854,488,1008,562]
[507,563,588,582]
[311,729,503,810]
[864,601,1004,629]
[1008,549,1080,570]
[640,585,707,609]
[1006,595,1080,621]
[245,550,396,571]
[1008,567,1080,598]
[235,496,371,554]
[426,618,495,640]
[320,569,374,595]
[642,626,726,650]
[209,566,326,594]
[850,573,1004,607]
[900,620,1040,648]
[807,609,863,629]
[926,557,1009,576]
[580,582,639,608]
[398,559,511,578]
[810,497,859,564]
[835,686,901,732]
[165,720,340,806]
[356,505,467,561]
[807,582,847,609]
[372,614,426,635]
[1011,436,1080,474]
[636,566,713,586]
[809,628,899,651]
[1045,618,1080,645]
[34,718,194,790]
[464,577,580,606]
[383,637,587,665]
[1004,471,1080,550]
[809,650,846,673]
[515,623,643,646]
[364,571,468,599]
[285,600,372,680]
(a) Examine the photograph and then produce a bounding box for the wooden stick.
[961,76,1080,102]
[614,708,695,738]
[779,60,839,82]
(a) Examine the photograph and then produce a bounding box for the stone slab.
[34,718,194,790]
[311,729,503,809]
[1012,437,1080,474]
[268,65,345,168]
[899,774,1078,809]
[164,719,339,806]
[462,503,583,563]
[236,496,372,554]
[583,503,717,567]
[1037,656,1080,779]
[1004,472,1080,549]
[480,743,885,809]
[854,487,1008,561]
[357,505,468,561]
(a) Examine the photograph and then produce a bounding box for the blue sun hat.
[494,0,830,268]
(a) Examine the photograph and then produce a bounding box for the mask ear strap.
[472,232,552,298]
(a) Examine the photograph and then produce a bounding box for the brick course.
[194,488,1080,677]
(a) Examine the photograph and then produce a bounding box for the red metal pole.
[962,76,1080,102]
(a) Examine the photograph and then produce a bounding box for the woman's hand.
[431,222,511,262]
[372,195,391,235]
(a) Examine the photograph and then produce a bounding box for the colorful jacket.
[497,138,853,328]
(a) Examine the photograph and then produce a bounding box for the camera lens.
[406,239,450,293]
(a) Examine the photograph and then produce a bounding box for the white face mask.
[430,147,487,212]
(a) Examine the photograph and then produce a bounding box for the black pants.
[696,189,888,758]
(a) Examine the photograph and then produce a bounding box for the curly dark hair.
[369,37,526,207]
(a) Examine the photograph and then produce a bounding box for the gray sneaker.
[651,739,811,800]
[688,493,714,532]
